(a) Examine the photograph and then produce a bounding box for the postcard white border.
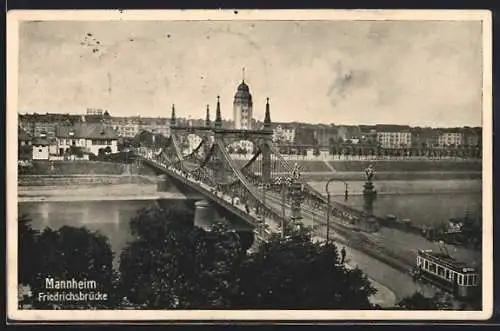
[6,9,493,322]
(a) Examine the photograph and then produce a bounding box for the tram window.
[445,269,450,279]
[467,276,473,286]
[424,260,428,270]
[437,266,445,277]
[429,262,436,273]
[458,274,463,285]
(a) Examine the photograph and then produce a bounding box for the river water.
[18,179,482,258]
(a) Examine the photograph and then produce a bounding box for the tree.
[118,203,242,309]
[232,225,377,309]
[19,221,116,309]
[18,144,32,160]
[69,145,84,158]
[18,217,39,286]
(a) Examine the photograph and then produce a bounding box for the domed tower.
[233,69,253,130]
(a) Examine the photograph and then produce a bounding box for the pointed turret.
[215,96,222,129]
[170,104,176,126]
[263,97,271,129]
[205,104,211,127]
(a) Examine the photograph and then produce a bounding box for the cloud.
[17,20,483,127]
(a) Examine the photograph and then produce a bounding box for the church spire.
[170,104,176,126]
[205,104,211,127]
[242,67,245,83]
[215,96,222,129]
[263,97,271,128]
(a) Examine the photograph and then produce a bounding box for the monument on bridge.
[362,164,379,232]
[289,163,306,223]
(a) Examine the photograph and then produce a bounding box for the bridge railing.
[138,152,279,242]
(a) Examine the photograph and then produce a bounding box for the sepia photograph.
[6,10,493,321]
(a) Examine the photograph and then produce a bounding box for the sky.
[17,19,483,127]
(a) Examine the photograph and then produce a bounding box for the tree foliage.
[119,204,377,309]
[19,204,382,310]
[233,225,377,309]
[18,216,39,286]
[18,218,116,309]
[118,203,242,308]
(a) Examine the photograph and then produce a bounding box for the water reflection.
[342,193,482,227]
[18,181,482,258]
[18,199,195,256]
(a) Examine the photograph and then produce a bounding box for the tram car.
[414,249,480,300]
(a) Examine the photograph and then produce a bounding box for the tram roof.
[418,250,478,274]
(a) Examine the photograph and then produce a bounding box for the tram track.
[261,190,415,275]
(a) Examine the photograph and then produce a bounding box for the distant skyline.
[18,19,483,127]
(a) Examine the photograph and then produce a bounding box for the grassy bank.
[18,175,157,187]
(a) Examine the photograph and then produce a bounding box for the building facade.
[110,116,171,138]
[272,123,296,144]
[375,125,412,148]
[31,132,57,160]
[56,123,119,155]
[233,79,253,130]
[438,131,464,147]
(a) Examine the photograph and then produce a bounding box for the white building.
[376,131,412,148]
[233,79,253,130]
[31,133,57,160]
[273,124,296,144]
[111,117,141,138]
[32,138,50,160]
[56,123,119,156]
[438,131,464,147]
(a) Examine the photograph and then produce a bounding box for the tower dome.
[234,80,253,105]
[233,70,253,130]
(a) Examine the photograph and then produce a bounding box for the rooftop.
[56,123,119,140]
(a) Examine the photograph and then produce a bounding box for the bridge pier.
[194,199,219,230]
[362,181,379,233]
[156,174,175,192]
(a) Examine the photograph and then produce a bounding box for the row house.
[437,130,464,147]
[272,123,296,144]
[110,116,171,138]
[375,125,412,148]
[56,123,119,155]
[19,113,82,138]
[109,117,141,138]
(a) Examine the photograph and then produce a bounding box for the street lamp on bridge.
[325,178,349,243]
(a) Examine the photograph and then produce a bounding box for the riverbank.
[309,179,481,196]
[18,183,202,202]
[301,171,481,181]
[18,174,157,186]
[17,177,481,204]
